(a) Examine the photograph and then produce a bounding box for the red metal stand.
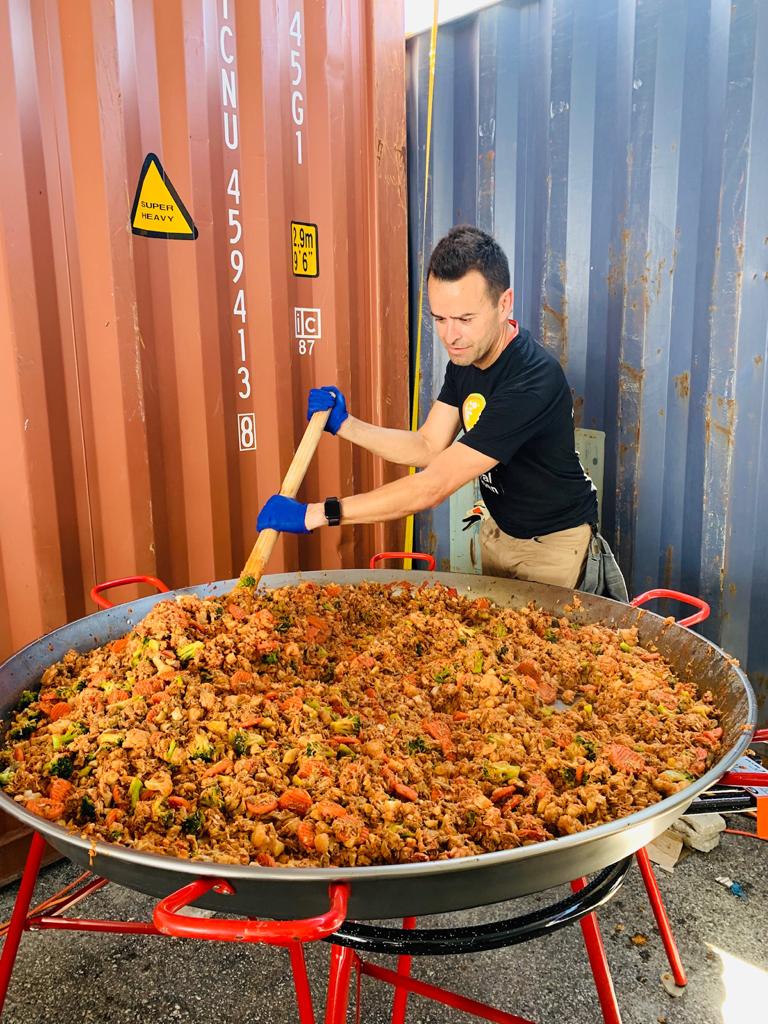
[0,837,342,1024]
[634,846,687,986]
[391,916,416,1024]
[325,879,623,1024]
[570,877,622,1024]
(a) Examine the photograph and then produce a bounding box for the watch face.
[324,498,341,526]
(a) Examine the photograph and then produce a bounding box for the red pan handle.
[90,575,171,610]
[630,589,710,628]
[370,552,436,571]
[719,729,768,787]
[717,772,768,787]
[153,878,349,943]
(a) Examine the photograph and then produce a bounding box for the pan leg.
[288,942,316,1024]
[325,943,356,1024]
[571,877,622,1024]
[634,847,687,986]
[391,917,417,1024]
[0,832,46,1012]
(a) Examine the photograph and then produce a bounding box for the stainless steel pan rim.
[0,569,756,918]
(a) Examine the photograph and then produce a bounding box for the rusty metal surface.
[407,0,768,722]
[0,0,408,663]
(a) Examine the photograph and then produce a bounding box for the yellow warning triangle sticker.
[130,153,198,240]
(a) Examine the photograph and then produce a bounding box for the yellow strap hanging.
[403,0,439,570]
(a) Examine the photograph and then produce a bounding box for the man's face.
[428,270,512,369]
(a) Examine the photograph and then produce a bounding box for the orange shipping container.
[0,0,409,661]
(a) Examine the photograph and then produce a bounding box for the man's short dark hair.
[427,225,510,301]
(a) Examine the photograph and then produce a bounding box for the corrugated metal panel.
[407,0,768,722]
[0,0,408,662]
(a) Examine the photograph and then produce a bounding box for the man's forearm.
[337,416,433,467]
[306,471,442,529]
[301,441,496,532]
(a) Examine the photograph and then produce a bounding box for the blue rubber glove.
[307,386,348,435]
[257,495,311,534]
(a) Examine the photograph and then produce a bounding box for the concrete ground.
[0,819,766,1024]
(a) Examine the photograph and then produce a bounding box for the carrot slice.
[296,820,316,850]
[491,785,517,803]
[278,789,312,815]
[26,798,65,821]
[393,782,418,802]
[202,759,234,778]
[312,801,347,820]
[605,743,646,772]
[49,778,73,802]
[423,718,455,759]
[247,796,278,816]
[106,689,131,704]
[49,702,72,721]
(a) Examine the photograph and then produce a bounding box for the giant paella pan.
[0,568,756,922]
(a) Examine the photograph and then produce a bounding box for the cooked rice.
[0,582,722,866]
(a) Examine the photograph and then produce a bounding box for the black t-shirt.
[437,327,598,539]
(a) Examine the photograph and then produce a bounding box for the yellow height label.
[291,220,319,277]
[130,153,198,240]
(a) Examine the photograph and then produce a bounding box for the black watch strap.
[324,497,342,527]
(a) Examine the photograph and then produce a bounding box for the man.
[258,225,598,589]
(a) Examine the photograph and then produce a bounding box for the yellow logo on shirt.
[462,393,486,430]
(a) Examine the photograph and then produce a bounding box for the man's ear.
[499,287,513,319]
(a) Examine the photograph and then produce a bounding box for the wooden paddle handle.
[240,409,331,583]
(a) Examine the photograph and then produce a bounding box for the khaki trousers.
[479,519,592,589]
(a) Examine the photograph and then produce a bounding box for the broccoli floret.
[330,715,361,735]
[199,785,222,809]
[0,766,16,787]
[177,641,204,663]
[52,722,87,750]
[574,735,597,761]
[232,732,250,758]
[128,776,144,809]
[239,575,256,588]
[481,761,521,784]
[181,810,204,835]
[262,651,279,665]
[189,743,215,763]
[9,709,42,741]
[47,755,75,779]
[17,690,37,710]
[79,795,97,822]
[407,737,427,754]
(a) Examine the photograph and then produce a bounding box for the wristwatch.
[324,497,342,526]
